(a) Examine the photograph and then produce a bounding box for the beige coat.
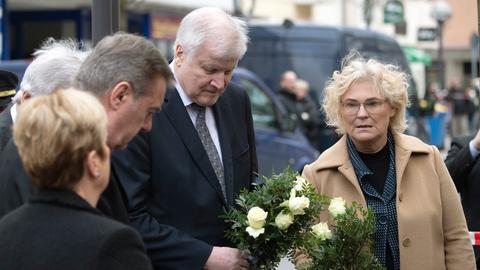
[302,132,475,270]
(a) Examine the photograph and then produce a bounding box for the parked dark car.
[232,67,318,177]
[240,23,424,151]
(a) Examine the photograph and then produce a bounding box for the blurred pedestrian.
[278,71,321,147]
[0,89,152,270]
[298,54,475,269]
[112,7,256,270]
[447,77,470,137]
[0,39,88,216]
[278,70,299,118]
[294,79,320,148]
[0,70,19,152]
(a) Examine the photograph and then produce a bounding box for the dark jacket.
[0,106,13,154]
[0,188,152,270]
[0,139,33,217]
[445,135,480,267]
[112,83,258,270]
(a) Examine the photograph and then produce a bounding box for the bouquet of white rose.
[224,168,383,270]
[298,198,384,270]
[223,169,327,270]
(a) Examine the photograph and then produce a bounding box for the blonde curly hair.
[322,52,410,135]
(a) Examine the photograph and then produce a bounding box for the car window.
[237,77,276,129]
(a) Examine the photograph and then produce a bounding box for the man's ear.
[175,44,185,67]
[109,81,132,110]
[20,91,31,104]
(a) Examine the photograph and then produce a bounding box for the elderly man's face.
[175,44,237,107]
[107,75,167,150]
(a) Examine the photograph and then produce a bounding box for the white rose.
[311,222,332,241]
[275,212,294,230]
[288,195,310,216]
[247,207,268,229]
[280,189,310,216]
[246,226,265,238]
[293,176,307,191]
[328,197,346,217]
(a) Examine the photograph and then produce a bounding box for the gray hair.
[13,38,88,103]
[174,7,249,62]
[75,32,172,97]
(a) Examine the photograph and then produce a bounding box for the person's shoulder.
[225,81,247,97]
[78,209,131,233]
[0,203,30,227]
[394,132,433,154]
[0,107,12,124]
[221,81,249,106]
[308,136,348,171]
[451,134,474,146]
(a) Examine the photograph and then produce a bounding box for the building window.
[295,4,312,21]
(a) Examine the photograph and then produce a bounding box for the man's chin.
[108,140,128,151]
[196,96,220,107]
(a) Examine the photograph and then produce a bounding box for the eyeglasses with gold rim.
[341,98,386,115]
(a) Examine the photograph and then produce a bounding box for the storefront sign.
[384,0,404,24]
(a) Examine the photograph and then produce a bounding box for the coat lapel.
[316,136,365,202]
[392,132,430,188]
[212,99,234,206]
[163,88,227,205]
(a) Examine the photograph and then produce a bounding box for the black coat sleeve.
[0,140,34,218]
[98,227,153,270]
[112,132,213,270]
[445,135,476,193]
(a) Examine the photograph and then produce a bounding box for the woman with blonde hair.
[0,88,152,270]
[301,54,475,269]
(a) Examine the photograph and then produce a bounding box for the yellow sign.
[151,15,181,40]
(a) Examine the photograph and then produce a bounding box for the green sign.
[384,0,404,24]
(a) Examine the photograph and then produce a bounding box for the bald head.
[280,70,297,93]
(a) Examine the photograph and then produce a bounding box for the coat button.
[402,237,411,247]
[378,215,387,225]
[399,193,403,202]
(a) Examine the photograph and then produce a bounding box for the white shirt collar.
[10,103,17,123]
[169,62,193,108]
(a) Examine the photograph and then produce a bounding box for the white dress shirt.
[170,63,223,165]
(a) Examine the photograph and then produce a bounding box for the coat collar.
[314,131,430,170]
[30,188,102,215]
[311,131,431,193]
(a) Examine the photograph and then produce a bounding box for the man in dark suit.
[445,130,480,269]
[75,32,172,223]
[0,40,88,217]
[113,7,257,270]
[0,70,18,153]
